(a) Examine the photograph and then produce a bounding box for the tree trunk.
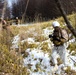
[1,0,7,19]
[54,0,76,37]
[22,0,29,23]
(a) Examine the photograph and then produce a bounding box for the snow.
[27,38,35,44]
[12,25,76,75]
[23,48,76,75]
[13,23,34,26]
[23,49,53,75]
[11,34,20,49]
[69,38,76,43]
[43,27,53,38]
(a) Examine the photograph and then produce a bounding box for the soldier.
[1,18,7,29]
[49,21,69,71]
[15,17,19,25]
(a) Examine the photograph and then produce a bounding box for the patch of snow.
[43,27,53,37]
[13,23,34,26]
[23,49,53,75]
[11,24,76,75]
[12,34,20,44]
[69,38,75,43]
[11,34,20,48]
[27,38,35,44]
[23,48,76,75]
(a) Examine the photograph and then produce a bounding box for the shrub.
[67,42,76,55]
[65,66,76,75]
[0,28,29,75]
[41,42,52,53]
[0,44,29,75]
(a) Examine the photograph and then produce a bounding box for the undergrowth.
[0,29,29,75]
[67,42,76,55]
[0,43,29,75]
[0,13,76,75]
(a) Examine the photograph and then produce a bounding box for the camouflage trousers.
[51,44,67,65]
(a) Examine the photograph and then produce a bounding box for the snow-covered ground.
[12,25,76,75]
[23,48,76,75]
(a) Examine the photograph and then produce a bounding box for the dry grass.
[65,66,76,75]
[0,26,29,75]
[0,13,76,75]
[19,24,47,42]
[67,42,76,55]
[0,43,29,75]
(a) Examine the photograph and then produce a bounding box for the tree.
[12,0,76,22]
[0,0,11,19]
[54,0,76,37]
[22,0,30,23]
[0,0,4,18]
[1,0,7,19]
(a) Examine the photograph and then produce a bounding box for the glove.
[49,34,53,38]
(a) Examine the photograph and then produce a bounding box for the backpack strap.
[53,27,62,41]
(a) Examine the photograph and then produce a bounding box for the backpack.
[61,29,69,42]
[51,27,69,46]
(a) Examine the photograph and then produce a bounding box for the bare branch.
[54,0,76,37]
